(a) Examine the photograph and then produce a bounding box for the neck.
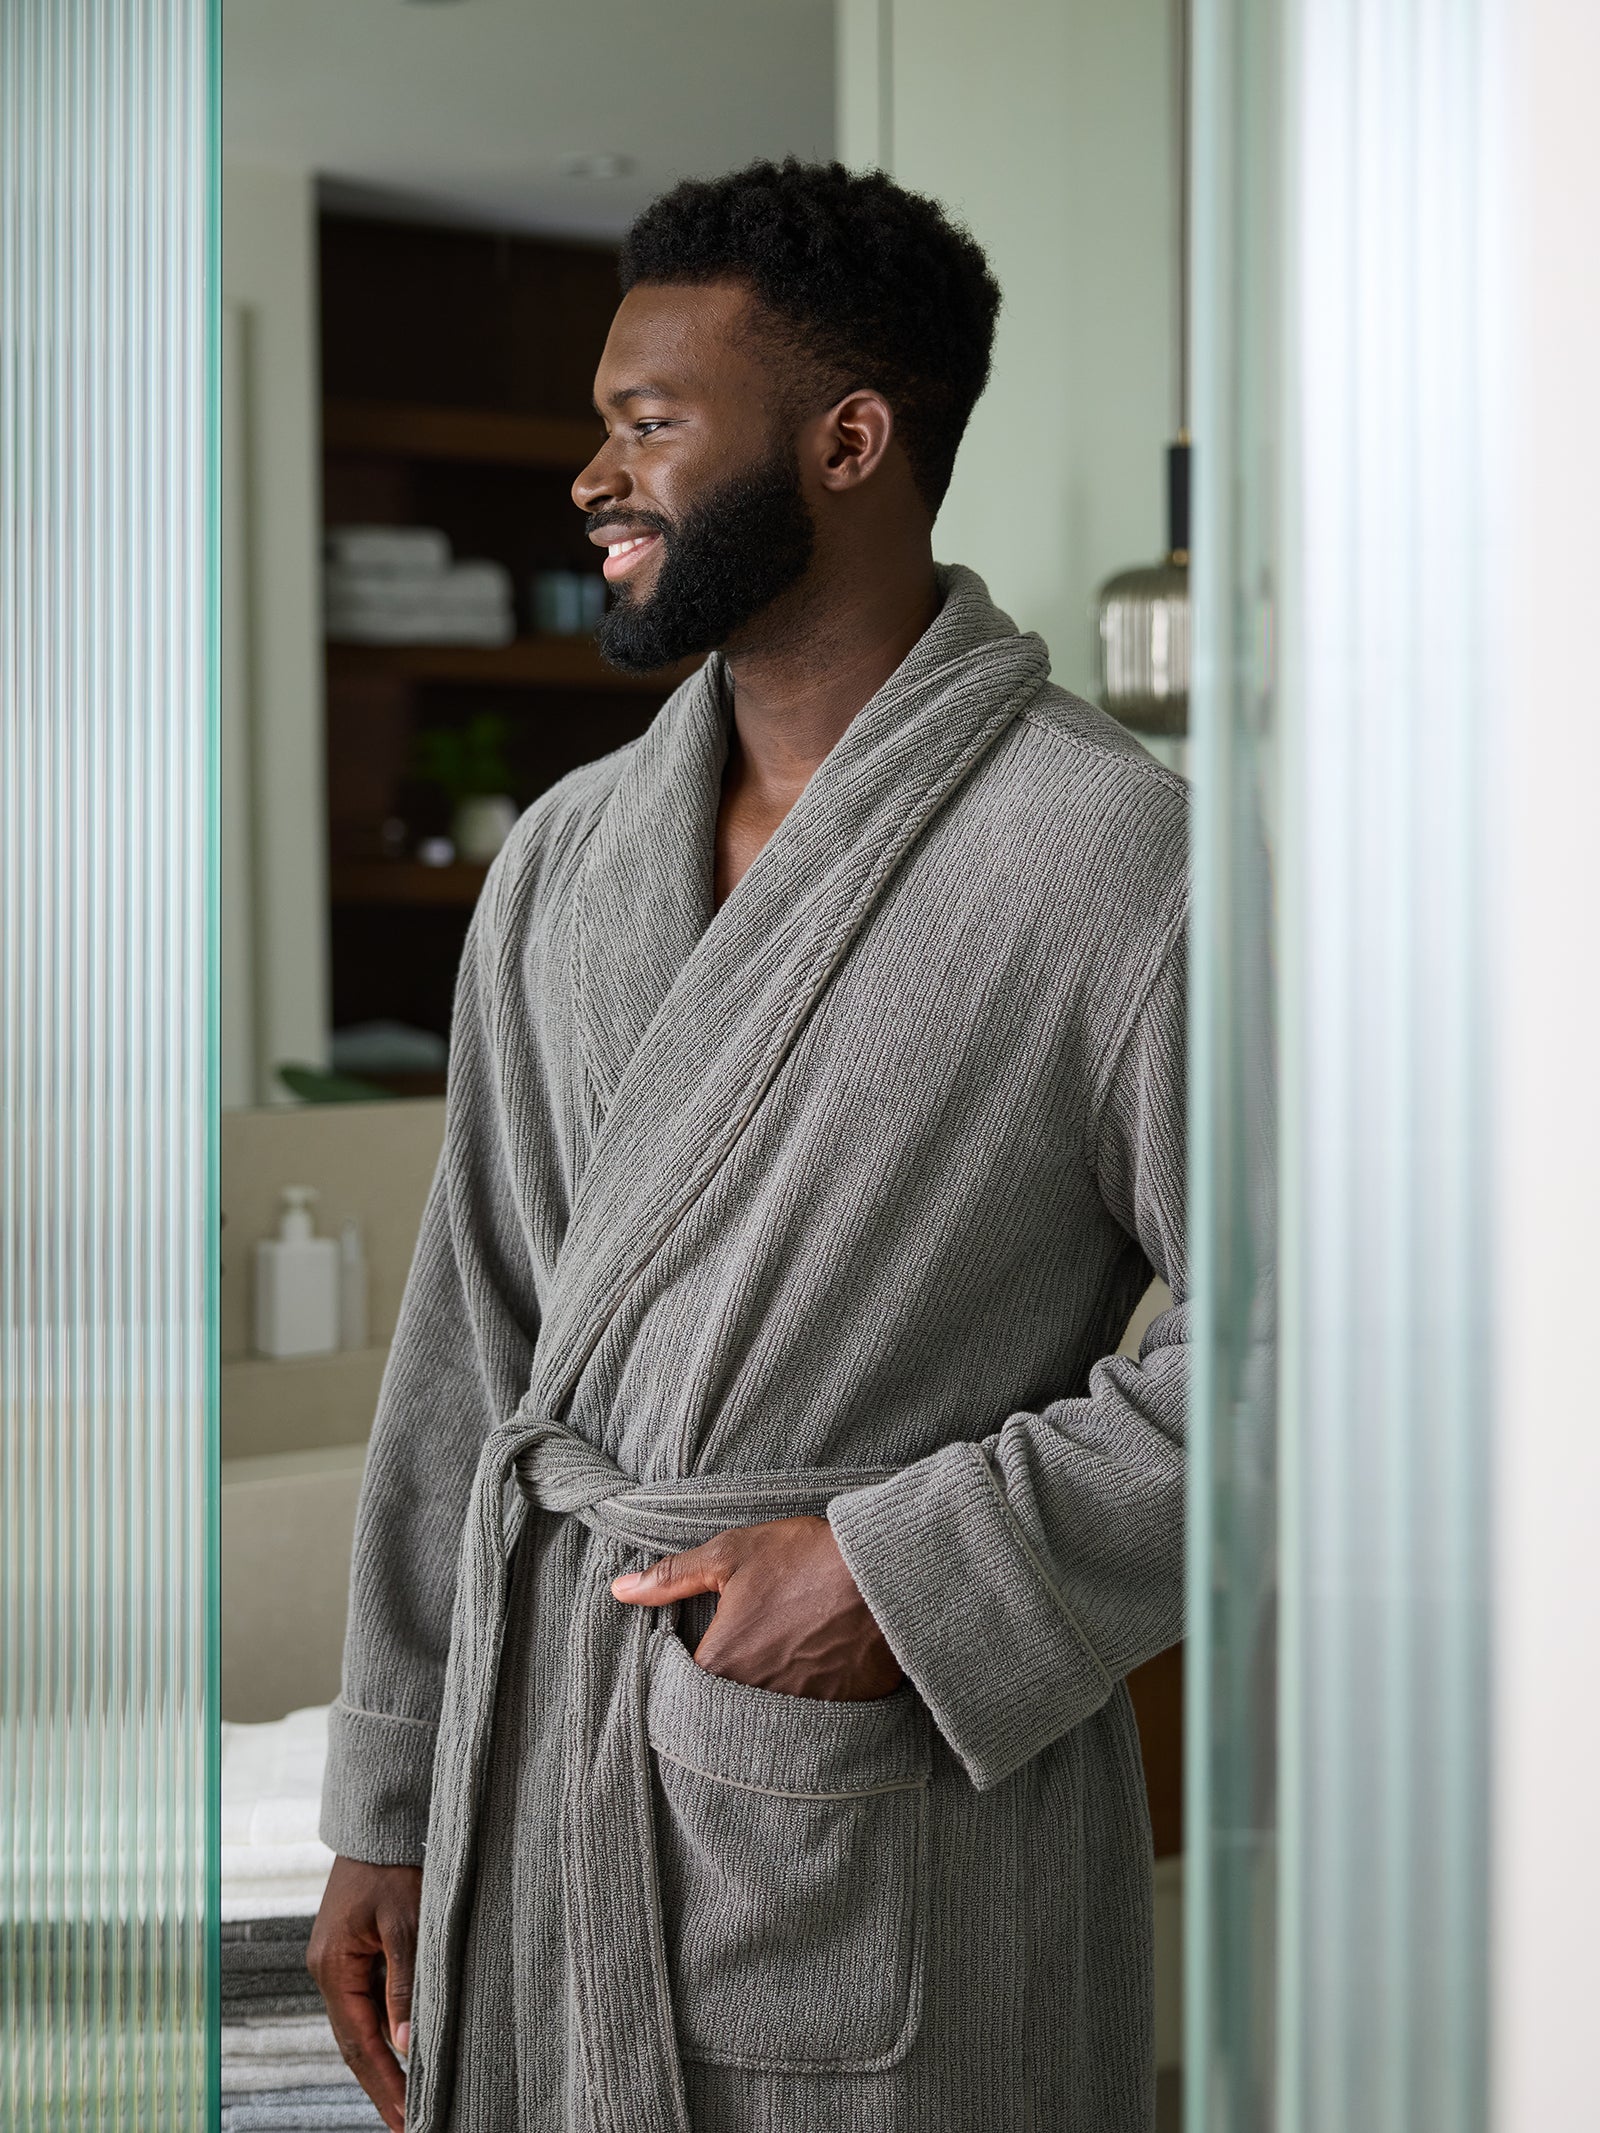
[720,549,940,797]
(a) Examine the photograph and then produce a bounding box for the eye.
[635,418,671,437]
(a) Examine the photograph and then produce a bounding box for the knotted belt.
[406,1416,899,2133]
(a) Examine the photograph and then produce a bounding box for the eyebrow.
[593,383,677,416]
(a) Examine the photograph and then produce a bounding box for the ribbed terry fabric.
[321,566,1190,2133]
[418,1416,905,2132]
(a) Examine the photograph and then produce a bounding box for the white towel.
[323,525,450,574]
[324,606,513,648]
[324,559,508,605]
[221,1705,338,1922]
[324,557,515,646]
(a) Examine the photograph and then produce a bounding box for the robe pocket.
[645,1625,931,2075]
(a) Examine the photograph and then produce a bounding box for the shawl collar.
[541,566,1050,1433]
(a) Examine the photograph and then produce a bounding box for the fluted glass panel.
[1186,0,1283,2124]
[0,3,218,2128]
[1189,0,1492,2126]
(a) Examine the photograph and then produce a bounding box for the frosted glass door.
[1188,0,1495,2125]
[1,2,219,2126]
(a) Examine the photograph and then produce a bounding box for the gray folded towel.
[220,2013,357,2094]
[221,2062,364,2098]
[223,1943,318,1979]
[221,2084,385,2130]
[221,1990,331,2021]
[222,2097,384,2131]
[221,1917,320,2015]
[323,526,450,574]
[223,1916,319,1945]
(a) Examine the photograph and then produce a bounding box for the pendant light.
[1094,0,1191,738]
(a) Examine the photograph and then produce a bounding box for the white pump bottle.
[254,1185,340,1358]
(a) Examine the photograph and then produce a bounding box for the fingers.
[320,1959,408,2132]
[305,1860,421,2133]
[611,1532,732,1607]
[382,1901,417,2062]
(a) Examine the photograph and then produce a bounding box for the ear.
[811,387,896,492]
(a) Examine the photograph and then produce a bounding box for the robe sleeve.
[828,919,1187,1792]
[319,887,542,1864]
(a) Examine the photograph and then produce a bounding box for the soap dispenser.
[254,1186,339,1358]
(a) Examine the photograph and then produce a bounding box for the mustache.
[585,507,673,542]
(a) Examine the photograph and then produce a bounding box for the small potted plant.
[412,714,518,863]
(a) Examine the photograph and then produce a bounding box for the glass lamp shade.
[1094,555,1191,735]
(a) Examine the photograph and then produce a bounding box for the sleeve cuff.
[828,1440,1114,1791]
[318,1699,438,1865]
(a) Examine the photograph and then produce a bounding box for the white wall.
[1491,0,1600,2123]
[222,163,329,1103]
[836,0,1179,697]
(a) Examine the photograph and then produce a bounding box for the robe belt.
[410,1414,899,2133]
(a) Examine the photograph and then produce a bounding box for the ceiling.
[224,0,836,241]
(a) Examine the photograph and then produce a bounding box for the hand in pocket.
[611,1513,902,1700]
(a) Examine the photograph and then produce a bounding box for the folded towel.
[224,1917,321,1946]
[323,526,450,574]
[323,606,514,647]
[223,2013,346,2055]
[222,1707,339,1922]
[222,1979,332,2013]
[223,1941,318,1978]
[222,1707,329,1843]
[223,1966,322,2000]
[220,2018,359,2096]
[224,2085,380,2112]
[324,591,511,627]
[223,1878,340,1923]
[222,1840,338,1882]
[221,2060,365,2098]
[324,558,509,604]
[222,2090,385,2131]
[223,2103,385,2131]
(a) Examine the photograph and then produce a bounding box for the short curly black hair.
[619,159,1001,513]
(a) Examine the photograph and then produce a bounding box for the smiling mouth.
[599,531,662,583]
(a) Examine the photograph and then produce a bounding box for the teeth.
[606,535,652,557]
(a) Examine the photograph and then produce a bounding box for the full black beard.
[595,446,816,673]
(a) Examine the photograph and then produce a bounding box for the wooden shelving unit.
[324,398,602,471]
[326,635,694,694]
[331,861,488,909]
[319,213,673,1042]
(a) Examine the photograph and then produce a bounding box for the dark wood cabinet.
[318,214,686,1086]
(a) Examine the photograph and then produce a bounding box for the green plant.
[412,713,514,804]
[276,1062,396,1104]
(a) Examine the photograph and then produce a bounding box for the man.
[312,159,1187,2133]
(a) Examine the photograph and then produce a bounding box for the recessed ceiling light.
[559,152,638,182]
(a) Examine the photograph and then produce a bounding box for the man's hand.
[306,1856,423,2133]
[611,1514,902,1700]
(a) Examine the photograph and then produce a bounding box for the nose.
[572,434,628,517]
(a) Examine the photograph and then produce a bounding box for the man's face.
[574,281,817,672]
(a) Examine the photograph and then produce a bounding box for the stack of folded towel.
[222,1704,387,2131]
[324,524,514,646]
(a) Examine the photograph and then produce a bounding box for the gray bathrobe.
[321,565,1189,2133]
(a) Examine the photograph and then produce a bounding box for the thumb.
[611,1537,729,1607]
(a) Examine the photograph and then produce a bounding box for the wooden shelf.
[323,398,602,470]
[325,635,693,694]
[332,861,488,908]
